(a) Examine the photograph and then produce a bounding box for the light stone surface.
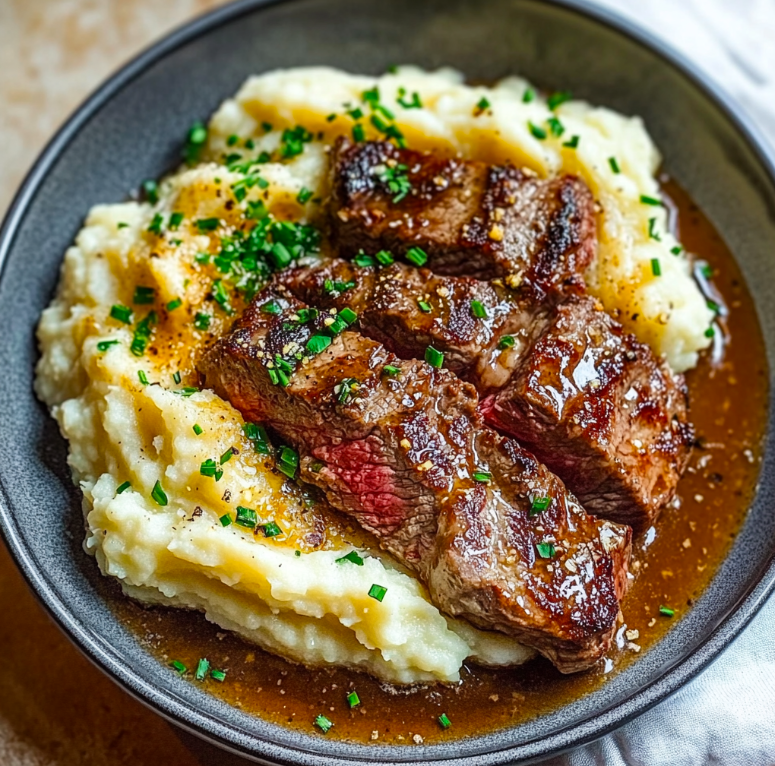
[0,0,773,764]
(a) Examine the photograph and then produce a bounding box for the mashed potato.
[36,66,711,685]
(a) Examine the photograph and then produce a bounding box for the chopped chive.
[170,660,186,675]
[277,446,299,478]
[336,550,365,565]
[212,279,232,314]
[227,134,239,146]
[211,669,226,682]
[470,300,488,319]
[530,496,551,515]
[220,447,234,464]
[195,252,210,265]
[352,124,365,142]
[176,387,199,397]
[235,506,257,528]
[261,300,282,315]
[166,297,182,312]
[522,88,535,103]
[562,135,580,149]
[339,307,358,325]
[168,211,184,230]
[325,113,337,122]
[473,472,491,483]
[295,549,302,556]
[243,422,271,455]
[418,300,432,313]
[659,605,675,617]
[138,370,149,385]
[195,657,210,681]
[116,481,131,494]
[528,122,547,140]
[474,96,491,113]
[183,122,207,165]
[406,247,428,267]
[196,217,220,232]
[297,187,314,204]
[704,326,715,338]
[498,335,515,350]
[608,157,621,174]
[97,339,119,352]
[547,90,572,110]
[307,334,332,355]
[147,213,164,236]
[382,365,400,377]
[397,88,422,109]
[547,116,564,137]
[425,346,444,368]
[314,714,333,733]
[151,480,168,506]
[133,286,155,305]
[346,691,361,708]
[368,583,387,602]
[701,263,713,278]
[353,252,375,267]
[173,371,181,384]
[219,513,232,527]
[262,121,273,132]
[117,222,129,230]
[707,299,721,314]
[375,250,395,265]
[536,541,556,559]
[200,459,223,481]
[671,245,684,256]
[640,194,662,206]
[142,179,159,204]
[651,258,661,276]
[262,521,283,538]
[110,304,133,324]
[648,217,661,241]
[438,713,452,730]
[131,310,158,357]
[194,312,211,331]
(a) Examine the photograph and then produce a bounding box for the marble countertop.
[1,1,773,765]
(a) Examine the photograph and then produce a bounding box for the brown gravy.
[110,178,768,745]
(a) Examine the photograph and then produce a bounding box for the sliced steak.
[329,137,597,294]
[279,261,693,530]
[481,296,694,530]
[198,287,631,673]
[278,257,547,393]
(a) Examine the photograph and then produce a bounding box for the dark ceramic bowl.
[1,0,774,763]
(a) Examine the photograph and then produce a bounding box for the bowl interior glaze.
[1,0,774,764]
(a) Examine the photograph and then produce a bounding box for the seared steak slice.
[330,137,597,293]
[280,262,692,530]
[278,258,547,393]
[198,288,631,672]
[481,296,694,530]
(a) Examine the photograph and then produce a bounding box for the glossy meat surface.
[481,296,694,530]
[278,258,547,393]
[330,137,597,294]
[278,261,693,529]
[198,287,631,672]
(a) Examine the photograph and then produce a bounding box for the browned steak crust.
[278,261,693,531]
[481,296,694,530]
[330,137,597,295]
[198,287,631,673]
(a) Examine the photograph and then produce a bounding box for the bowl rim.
[1,0,775,763]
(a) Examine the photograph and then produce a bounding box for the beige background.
[0,4,246,765]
